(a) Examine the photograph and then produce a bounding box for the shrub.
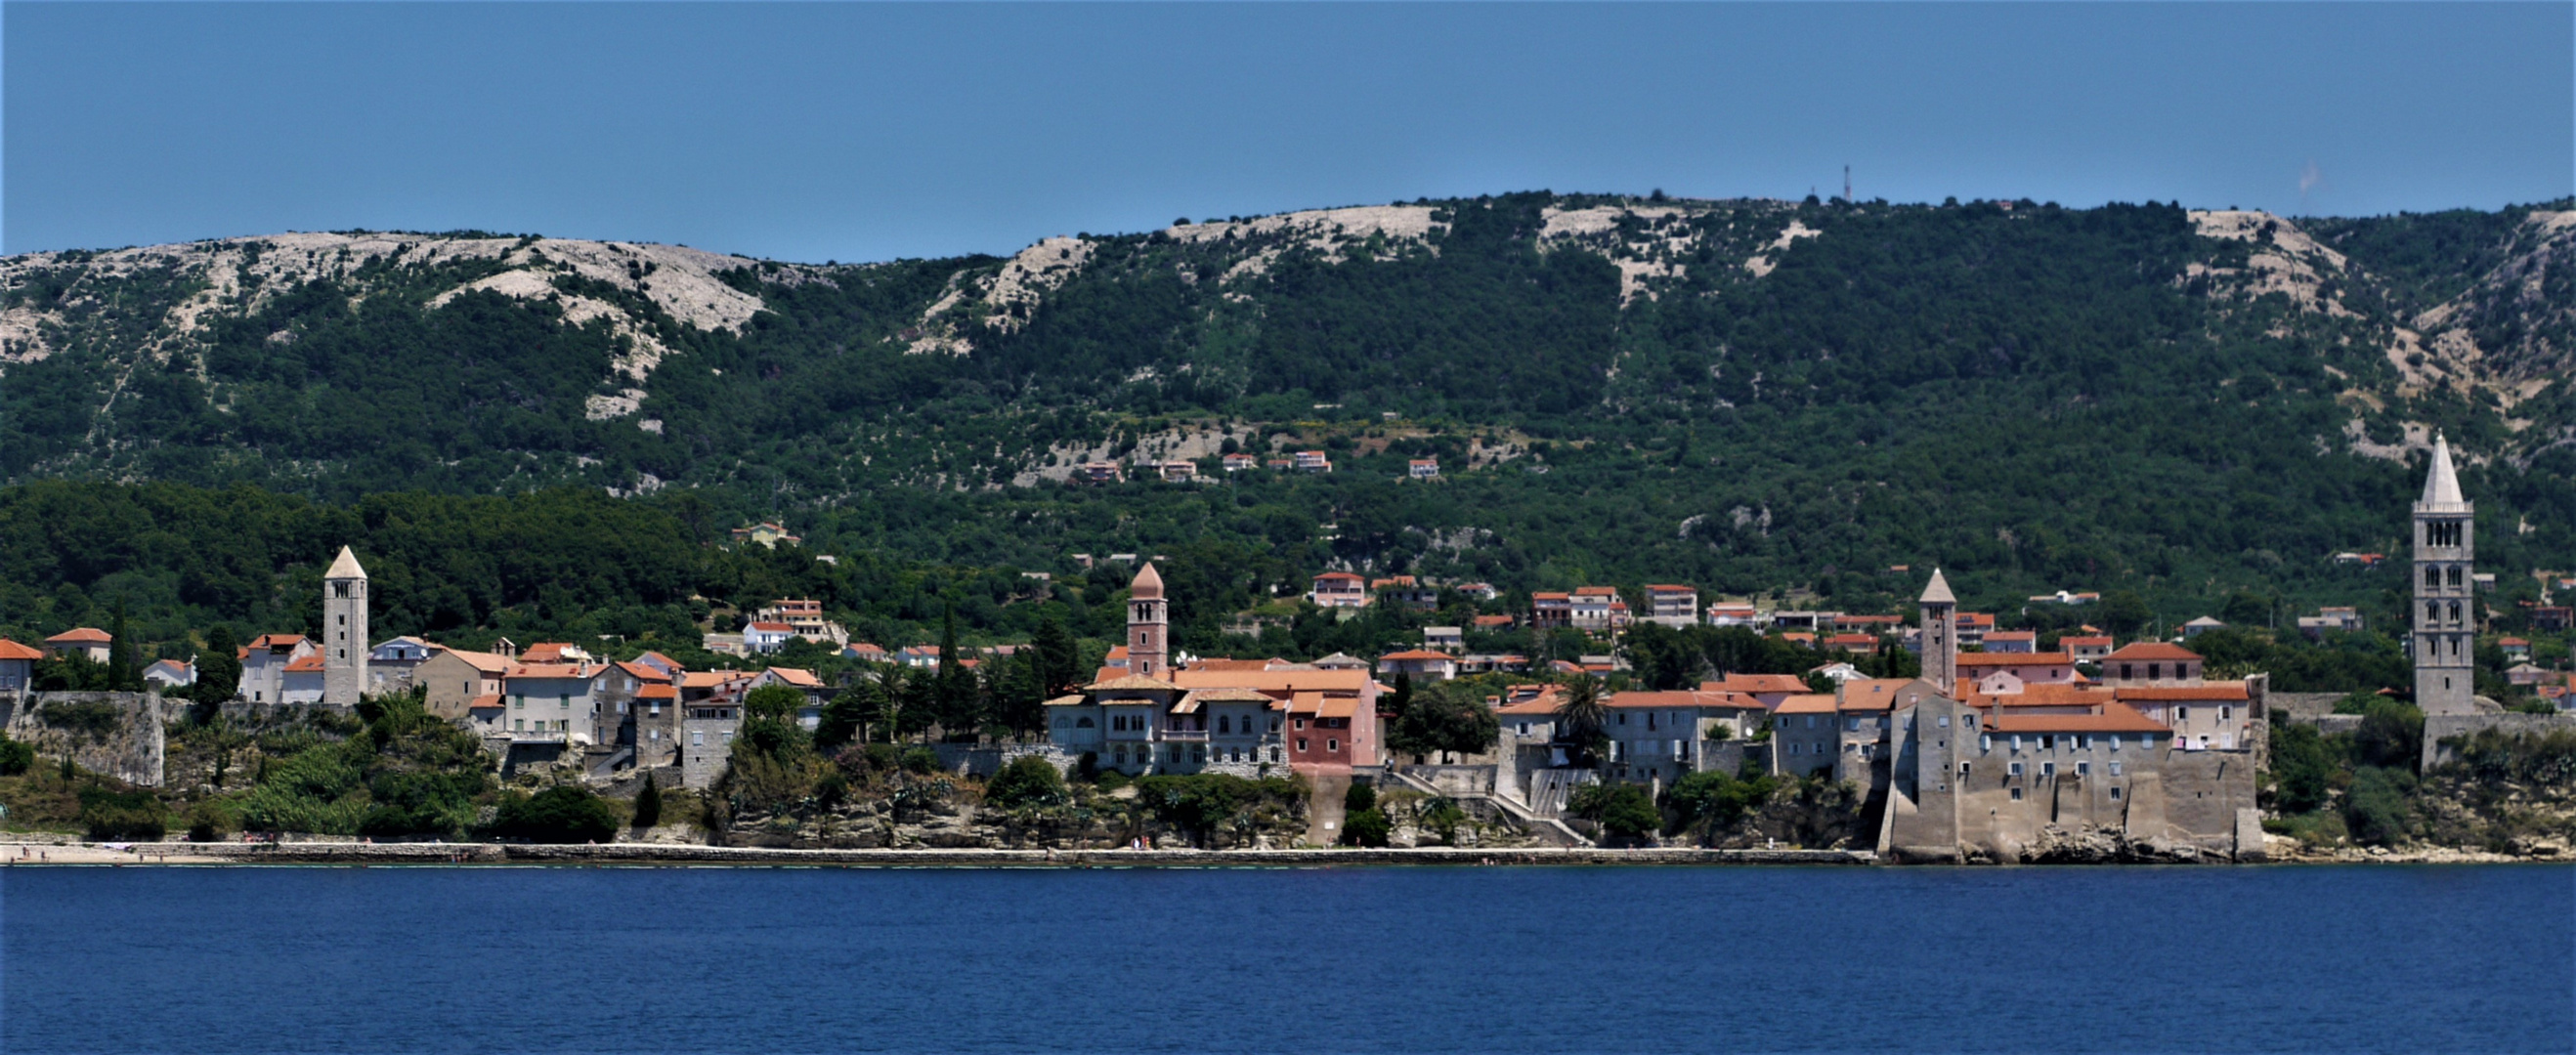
[1342,807,1392,847]
[1597,785,1661,839]
[1668,768,1774,834]
[865,742,901,773]
[2342,766,2414,846]
[42,700,122,740]
[0,736,33,777]
[985,755,1068,810]
[78,787,167,841]
[1344,781,1377,815]
[901,746,941,776]
[814,771,849,812]
[632,777,664,828]
[185,800,235,842]
[492,785,620,844]
[2268,722,2337,815]
[1094,768,1131,792]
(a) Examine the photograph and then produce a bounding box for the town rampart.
[1,692,166,786]
[2424,712,2576,769]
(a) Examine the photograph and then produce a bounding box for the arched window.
[2427,602,2441,622]
[1075,717,1095,729]
[1218,715,1231,734]
[2426,568,2441,588]
[2449,602,2462,623]
[2447,567,2463,588]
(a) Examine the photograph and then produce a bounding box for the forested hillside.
[2,193,2571,645]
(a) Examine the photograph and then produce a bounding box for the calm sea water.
[4,864,2570,1054]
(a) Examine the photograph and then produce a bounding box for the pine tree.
[934,604,976,738]
[107,598,140,692]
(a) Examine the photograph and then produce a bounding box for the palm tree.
[1553,676,1610,767]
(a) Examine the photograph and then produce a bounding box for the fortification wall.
[2424,712,2576,768]
[1,692,166,786]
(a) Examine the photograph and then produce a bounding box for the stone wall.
[2424,712,2576,769]
[1,692,166,786]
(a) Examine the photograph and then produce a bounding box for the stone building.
[2413,433,2477,715]
[322,546,369,706]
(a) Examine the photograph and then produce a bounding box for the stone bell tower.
[1919,569,1958,696]
[322,546,370,706]
[1127,562,1169,678]
[2413,434,2475,716]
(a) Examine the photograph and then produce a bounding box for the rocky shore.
[0,839,1871,867]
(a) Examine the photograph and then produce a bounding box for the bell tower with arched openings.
[2413,434,2475,716]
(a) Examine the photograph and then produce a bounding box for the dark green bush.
[1343,781,1377,814]
[0,736,33,776]
[2342,766,2414,846]
[78,787,167,841]
[632,777,664,828]
[1341,807,1392,847]
[984,754,1068,810]
[492,785,620,844]
[901,746,941,776]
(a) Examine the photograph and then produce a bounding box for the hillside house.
[1644,585,1699,628]
[417,648,512,722]
[1375,650,1460,683]
[1983,630,2037,654]
[1825,632,1879,653]
[1160,461,1198,483]
[1707,603,1764,627]
[2501,637,2532,662]
[0,639,40,698]
[1407,458,1439,479]
[841,642,888,663]
[1222,453,1259,473]
[367,636,439,694]
[143,659,196,691]
[730,522,802,548]
[504,662,605,743]
[2100,643,2205,686]
[1772,611,1838,632]
[1309,571,1369,608]
[1080,462,1124,484]
[1569,587,1630,632]
[43,628,112,663]
[237,634,318,705]
[743,621,796,655]
[2061,635,2114,665]
[1422,626,1464,653]
[2297,607,2366,637]
[1954,612,1996,649]
[2181,616,2227,639]
[1293,451,1332,473]
[1264,457,1295,471]
[1601,689,1768,786]
[1530,593,1572,629]
[897,645,942,669]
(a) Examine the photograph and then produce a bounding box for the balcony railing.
[1159,728,1210,741]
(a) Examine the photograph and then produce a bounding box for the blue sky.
[5,2,2569,262]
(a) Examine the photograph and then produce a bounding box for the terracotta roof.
[746,621,794,633]
[1704,673,1811,696]
[1041,694,1090,707]
[1085,673,1183,693]
[1836,679,1931,711]
[1956,652,2075,667]
[520,642,579,662]
[467,694,504,710]
[1966,684,2118,708]
[843,643,887,655]
[1775,694,1840,715]
[682,671,750,689]
[1986,630,2037,642]
[1315,696,1358,719]
[1983,703,2168,734]
[2060,635,2114,648]
[615,660,672,682]
[1105,646,1130,660]
[1312,572,1364,582]
[1473,615,1516,627]
[283,655,325,673]
[0,639,43,660]
[1171,668,1370,694]
[247,633,307,652]
[438,650,513,674]
[762,667,825,688]
[1378,650,1454,661]
[1492,688,1567,716]
[1185,658,1278,672]
[45,627,111,644]
[636,684,678,699]
[2106,642,2202,661]
[1606,690,1758,710]
[1181,687,1276,705]
[2113,684,2251,701]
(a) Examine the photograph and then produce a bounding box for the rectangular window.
[2076,761,2089,776]
[691,731,703,746]
[2009,787,2023,801]
[1958,762,1971,778]
[1937,715,1950,728]
[2109,735,2121,751]
[1325,738,1339,752]
[2110,786,2122,801]
[2041,762,2055,778]
[2109,761,2124,777]
[2008,761,2024,777]
[1296,738,1308,752]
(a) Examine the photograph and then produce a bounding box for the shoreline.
[0,839,2559,867]
[0,840,1872,867]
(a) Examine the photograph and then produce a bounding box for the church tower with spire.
[1918,569,1958,696]
[322,546,370,706]
[1126,562,1169,678]
[2413,434,2475,715]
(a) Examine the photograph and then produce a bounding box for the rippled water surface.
[5,864,2570,1053]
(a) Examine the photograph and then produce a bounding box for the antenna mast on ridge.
[1844,165,1852,202]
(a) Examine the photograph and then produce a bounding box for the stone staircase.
[1386,767,1590,848]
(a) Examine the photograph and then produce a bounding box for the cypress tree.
[631,775,664,828]
[107,598,140,692]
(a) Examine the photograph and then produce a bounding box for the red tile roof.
[1704,673,1811,696]
[1377,650,1454,661]
[1956,652,2075,667]
[0,639,43,661]
[636,684,678,700]
[1776,694,1840,714]
[2113,684,2251,701]
[1983,703,2168,734]
[45,627,111,644]
[282,655,325,673]
[746,621,794,633]
[2106,642,2202,661]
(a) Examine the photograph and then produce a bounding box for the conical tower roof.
[324,545,368,580]
[1130,561,1164,600]
[1918,568,1955,606]
[2419,432,2467,508]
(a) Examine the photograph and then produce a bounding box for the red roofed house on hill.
[1375,650,1460,683]
[0,638,44,700]
[45,627,114,663]
[238,633,318,705]
[1308,571,1369,609]
[2098,642,2205,686]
